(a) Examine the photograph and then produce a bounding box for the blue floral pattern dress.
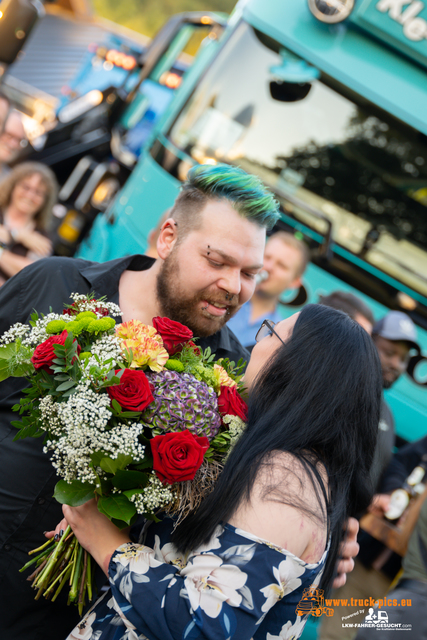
[66,518,329,640]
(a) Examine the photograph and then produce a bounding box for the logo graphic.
[365,607,389,625]
[296,587,334,618]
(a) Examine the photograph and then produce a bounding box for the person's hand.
[333,517,359,589]
[62,499,131,575]
[44,516,69,540]
[368,494,391,517]
[12,228,52,256]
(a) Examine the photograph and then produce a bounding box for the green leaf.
[111,515,137,529]
[90,451,106,468]
[53,479,95,506]
[111,399,122,414]
[56,380,76,391]
[0,343,17,360]
[97,494,136,525]
[0,363,11,382]
[133,457,153,470]
[111,470,148,491]
[12,363,34,377]
[119,411,142,418]
[11,416,45,439]
[99,453,133,474]
[62,388,77,398]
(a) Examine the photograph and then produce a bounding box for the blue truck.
[75,0,427,449]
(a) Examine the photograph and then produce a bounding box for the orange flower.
[120,337,168,372]
[214,364,237,389]
[116,320,161,343]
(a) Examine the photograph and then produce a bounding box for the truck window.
[159,21,427,305]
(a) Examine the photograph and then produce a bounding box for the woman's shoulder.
[228,451,329,564]
[147,517,328,572]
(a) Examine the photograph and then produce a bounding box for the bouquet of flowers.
[0,294,247,613]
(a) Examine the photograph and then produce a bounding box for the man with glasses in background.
[228,231,309,349]
[0,110,27,180]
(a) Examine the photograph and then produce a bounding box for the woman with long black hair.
[61,304,382,640]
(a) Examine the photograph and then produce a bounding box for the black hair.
[319,291,374,326]
[172,304,382,593]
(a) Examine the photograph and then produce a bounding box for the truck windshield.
[164,21,427,302]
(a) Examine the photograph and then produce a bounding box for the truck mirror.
[270,81,312,102]
[0,0,43,65]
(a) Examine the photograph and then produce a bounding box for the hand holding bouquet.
[0,294,247,612]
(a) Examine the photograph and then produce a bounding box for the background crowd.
[0,93,59,285]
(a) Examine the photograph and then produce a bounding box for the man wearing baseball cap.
[372,311,420,389]
[370,311,420,487]
[320,310,420,640]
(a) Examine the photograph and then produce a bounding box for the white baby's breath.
[85,334,124,369]
[129,472,178,514]
[21,313,70,346]
[43,382,145,484]
[0,322,30,345]
[69,293,121,318]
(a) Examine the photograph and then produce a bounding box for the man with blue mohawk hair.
[0,163,280,640]
[0,163,356,640]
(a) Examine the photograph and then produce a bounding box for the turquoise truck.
[76,0,427,449]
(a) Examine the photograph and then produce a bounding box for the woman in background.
[0,161,58,285]
[61,304,382,640]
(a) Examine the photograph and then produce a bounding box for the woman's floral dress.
[66,518,329,640]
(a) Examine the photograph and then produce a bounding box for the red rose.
[94,306,109,317]
[63,302,109,316]
[150,430,210,484]
[31,331,81,373]
[152,317,193,356]
[63,303,78,316]
[217,386,248,421]
[108,369,154,412]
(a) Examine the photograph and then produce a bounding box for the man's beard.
[156,252,239,337]
[382,371,399,389]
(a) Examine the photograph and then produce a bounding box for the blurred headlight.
[58,90,103,124]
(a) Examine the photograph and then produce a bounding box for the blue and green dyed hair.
[171,163,280,235]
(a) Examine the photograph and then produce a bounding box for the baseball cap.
[373,311,420,353]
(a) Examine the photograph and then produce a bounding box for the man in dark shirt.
[0,164,278,640]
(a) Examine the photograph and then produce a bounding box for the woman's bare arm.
[0,250,33,278]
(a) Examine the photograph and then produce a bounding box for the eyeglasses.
[255,319,286,346]
[1,130,27,148]
[16,181,47,199]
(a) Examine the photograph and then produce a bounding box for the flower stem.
[26,558,48,582]
[34,525,72,590]
[51,565,72,602]
[78,550,88,615]
[19,546,53,572]
[28,537,55,555]
[69,537,79,586]
[43,562,72,597]
[69,542,84,602]
[22,529,96,608]
[86,553,93,602]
